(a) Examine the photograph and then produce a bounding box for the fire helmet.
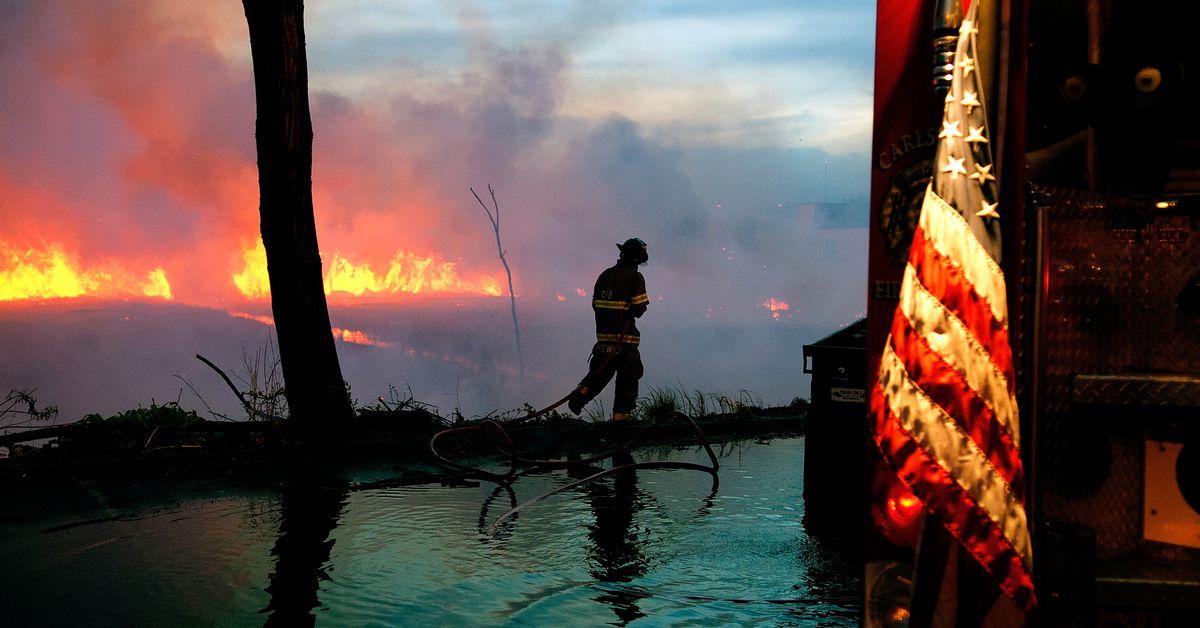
[617,237,649,264]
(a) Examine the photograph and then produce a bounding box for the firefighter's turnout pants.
[576,260,648,417]
[577,342,643,415]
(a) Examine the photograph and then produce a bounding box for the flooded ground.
[1,437,859,625]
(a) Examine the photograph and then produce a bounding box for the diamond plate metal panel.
[1032,185,1200,570]
[1073,374,1200,407]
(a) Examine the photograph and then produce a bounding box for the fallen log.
[0,421,85,447]
[0,418,279,447]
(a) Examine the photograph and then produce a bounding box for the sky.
[0,0,876,417]
[301,1,875,151]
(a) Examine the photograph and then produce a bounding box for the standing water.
[1,437,859,625]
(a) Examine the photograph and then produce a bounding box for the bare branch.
[488,184,500,230]
[195,354,283,422]
[470,187,498,228]
[174,374,234,422]
[469,184,525,385]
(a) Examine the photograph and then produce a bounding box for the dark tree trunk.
[242,0,352,435]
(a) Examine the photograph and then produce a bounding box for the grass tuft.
[635,386,683,421]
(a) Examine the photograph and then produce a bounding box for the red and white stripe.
[871,187,1035,610]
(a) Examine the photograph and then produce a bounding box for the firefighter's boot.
[567,387,588,415]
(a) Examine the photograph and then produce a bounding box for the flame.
[325,254,383,296]
[761,297,790,320]
[1,242,172,302]
[229,310,395,349]
[232,239,502,300]
[575,288,587,297]
[555,293,567,302]
[232,241,270,298]
[142,268,173,300]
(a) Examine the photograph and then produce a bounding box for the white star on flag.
[977,199,1000,219]
[942,155,967,179]
[970,162,995,182]
[965,126,988,144]
[939,120,963,140]
[958,57,975,77]
[961,91,981,114]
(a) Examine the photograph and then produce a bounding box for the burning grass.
[233,238,503,301]
[0,242,174,302]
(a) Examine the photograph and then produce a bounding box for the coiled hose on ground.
[427,332,720,534]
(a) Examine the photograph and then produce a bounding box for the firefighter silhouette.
[568,238,650,420]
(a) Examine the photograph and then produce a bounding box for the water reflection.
[2,437,858,625]
[794,503,863,624]
[262,466,349,627]
[477,482,518,535]
[578,450,649,625]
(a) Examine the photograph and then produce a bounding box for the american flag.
[869,1,1035,611]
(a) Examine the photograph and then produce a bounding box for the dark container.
[802,318,867,532]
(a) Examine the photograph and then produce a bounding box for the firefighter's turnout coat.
[592,263,649,344]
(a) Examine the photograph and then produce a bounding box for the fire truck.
[813,0,1200,623]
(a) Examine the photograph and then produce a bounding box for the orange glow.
[1,242,173,302]
[229,311,275,327]
[232,239,502,300]
[332,327,395,348]
[872,475,924,548]
[575,287,587,297]
[229,310,395,349]
[761,297,790,319]
[555,293,567,301]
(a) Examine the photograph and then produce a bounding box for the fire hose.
[427,321,720,534]
[431,410,720,531]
